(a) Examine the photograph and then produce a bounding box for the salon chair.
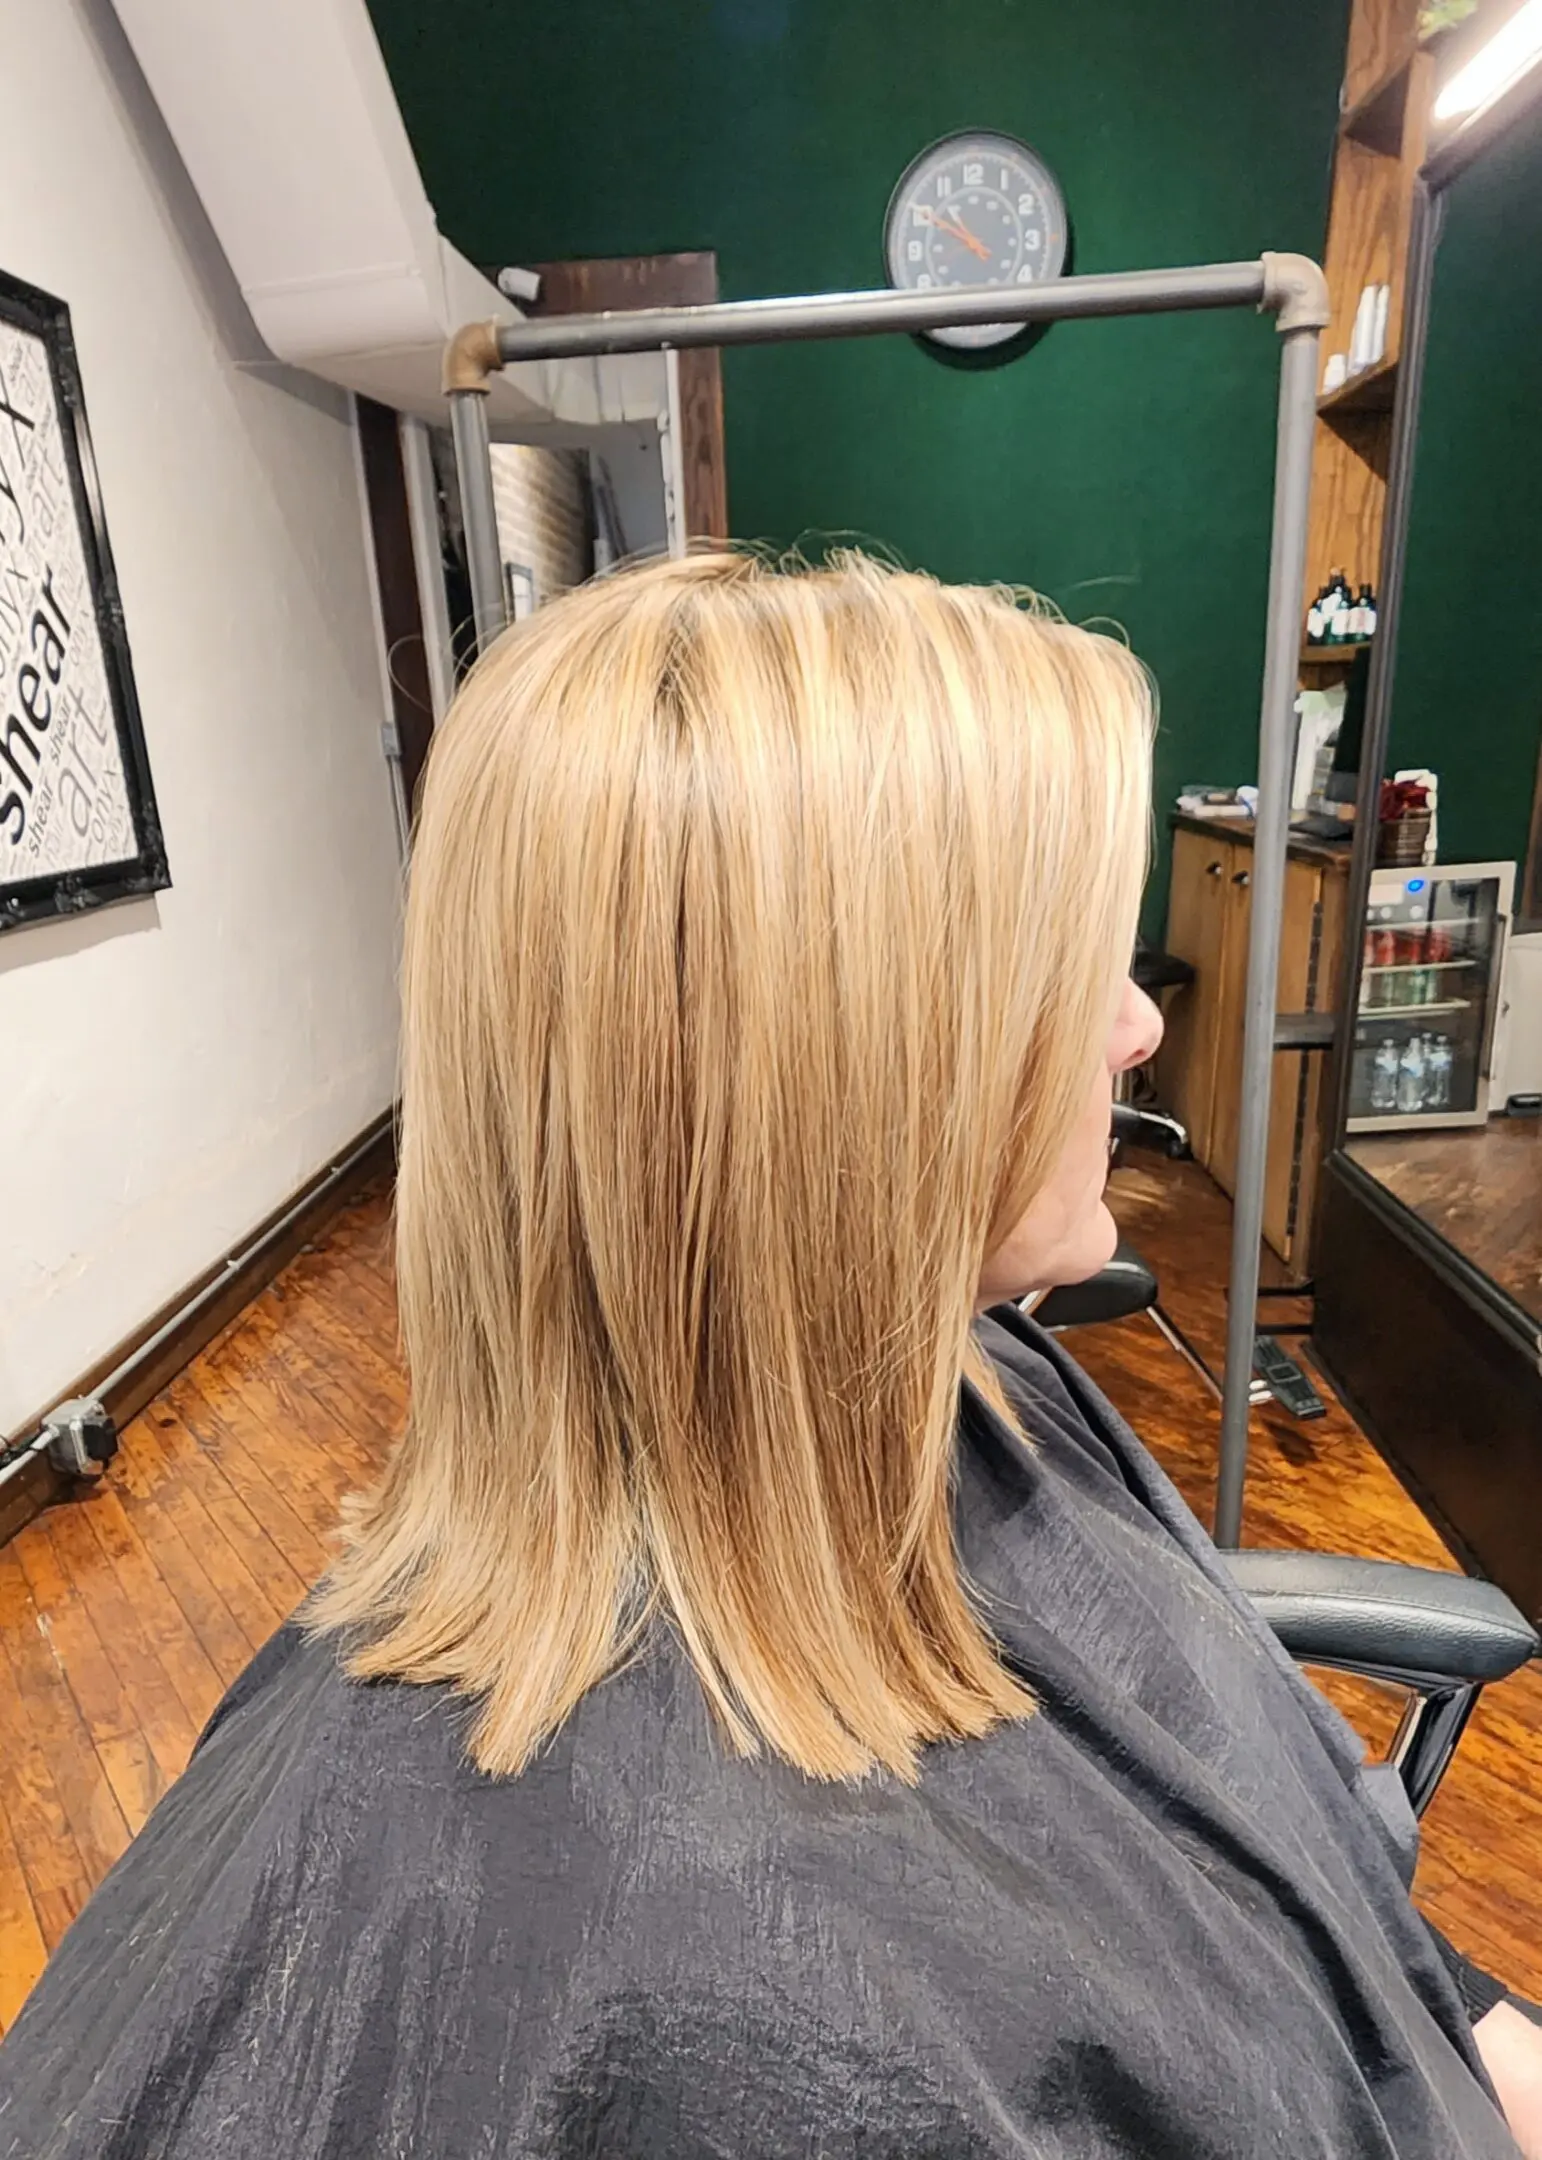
[1023,1104,1539,1818]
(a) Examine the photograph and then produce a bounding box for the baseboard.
[0,1109,397,1547]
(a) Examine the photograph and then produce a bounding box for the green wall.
[1387,98,1542,874]
[368,0,1347,920]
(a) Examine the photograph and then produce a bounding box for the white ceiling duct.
[108,0,665,434]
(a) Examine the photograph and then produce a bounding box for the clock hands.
[921,207,992,263]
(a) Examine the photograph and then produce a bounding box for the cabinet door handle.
[1232,870,1251,887]
[1206,860,1224,877]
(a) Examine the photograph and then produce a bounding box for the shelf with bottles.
[1360,962,1479,1009]
[1358,998,1473,1021]
[1363,957,1478,975]
[1304,570,1378,651]
[1317,359,1399,417]
[1362,926,1484,980]
[1300,641,1374,669]
[1358,1028,1464,1119]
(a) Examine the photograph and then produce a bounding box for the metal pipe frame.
[445,250,1328,1544]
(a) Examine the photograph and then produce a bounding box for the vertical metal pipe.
[1213,323,1322,1546]
[448,388,507,655]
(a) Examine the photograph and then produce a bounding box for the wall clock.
[883,131,1069,350]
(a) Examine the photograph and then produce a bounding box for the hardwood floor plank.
[163,1373,330,1579]
[235,1302,396,1476]
[256,1288,405,1428]
[0,1551,132,1886]
[0,1640,93,1951]
[108,1430,271,1673]
[74,1482,230,1725]
[185,1345,354,1530]
[133,1405,305,1629]
[209,1308,381,1468]
[29,1507,197,1792]
[0,1809,49,2034]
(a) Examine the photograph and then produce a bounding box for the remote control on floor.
[1252,1333,1326,1420]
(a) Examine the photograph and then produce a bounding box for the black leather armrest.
[1224,1550,1538,1688]
[1032,1241,1156,1330]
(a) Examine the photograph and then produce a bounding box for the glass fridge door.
[1348,866,1512,1130]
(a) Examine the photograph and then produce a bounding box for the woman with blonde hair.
[3,552,1538,2157]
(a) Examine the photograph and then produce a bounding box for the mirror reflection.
[1346,88,1542,1325]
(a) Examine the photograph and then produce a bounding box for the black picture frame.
[0,265,169,936]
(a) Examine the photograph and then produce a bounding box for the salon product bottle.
[1306,584,1329,643]
[1396,1034,1427,1114]
[1426,1034,1453,1110]
[1352,584,1375,639]
[1349,286,1375,374]
[1371,1038,1400,1112]
[1313,570,1338,643]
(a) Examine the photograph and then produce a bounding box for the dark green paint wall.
[368,0,1347,919]
[1387,98,1542,875]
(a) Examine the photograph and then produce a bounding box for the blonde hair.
[311,550,1152,1781]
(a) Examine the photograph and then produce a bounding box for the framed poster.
[0,267,168,936]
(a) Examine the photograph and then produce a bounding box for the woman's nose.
[1111,979,1165,1075]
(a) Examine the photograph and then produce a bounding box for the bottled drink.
[1396,1035,1427,1114]
[1371,1037,1401,1112]
[1426,1034,1453,1110]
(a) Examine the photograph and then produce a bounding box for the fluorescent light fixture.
[1434,0,1542,119]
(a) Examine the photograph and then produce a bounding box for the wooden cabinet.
[1158,816,1348,1267]
[1159,828,1233,1162]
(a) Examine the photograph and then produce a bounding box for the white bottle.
[1371,283,1391,366]
[1371,1038,1401,1112]
[1349,286,1375,373]
[1426,1034,1453,1110]
[1396,1034,1427,1114]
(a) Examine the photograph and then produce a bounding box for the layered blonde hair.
[311,550,1152,1781]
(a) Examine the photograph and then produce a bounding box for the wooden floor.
[1350,1115,1542,1326]
[1,1161,1538,2038]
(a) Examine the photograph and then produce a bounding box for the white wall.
[0,0,403,1432]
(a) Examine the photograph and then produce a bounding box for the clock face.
[883,131,1068,350]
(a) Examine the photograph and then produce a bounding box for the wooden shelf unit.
[1317,357,1401,416]
[1302,0,1436,616]
[1341,53,1418,155]
[1300,641,1374,667]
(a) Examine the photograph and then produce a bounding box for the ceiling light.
[1434,0,1542,119]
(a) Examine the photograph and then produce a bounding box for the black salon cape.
[0,1314,1521,2159]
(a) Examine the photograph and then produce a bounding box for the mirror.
[1340,83,1542,1329]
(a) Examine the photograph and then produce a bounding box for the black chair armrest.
[1224,1550,1538,1689]
[1032,1241,1157,1331]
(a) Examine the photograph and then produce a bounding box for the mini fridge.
[1347,861,1515,1133]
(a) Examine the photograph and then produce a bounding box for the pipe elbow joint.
[442,319,505,395]
[1260,252,1331,335]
